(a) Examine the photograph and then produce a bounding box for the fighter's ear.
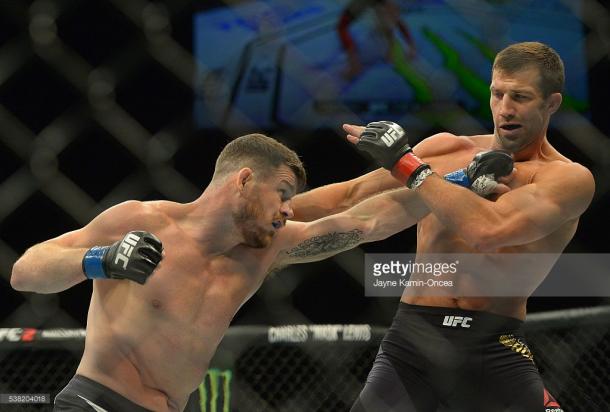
[547,92,562,114]
[235,168,253,193]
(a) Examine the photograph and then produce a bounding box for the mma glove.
[82,231,163,284]
[357,121,430,189]
[445,150,514,197]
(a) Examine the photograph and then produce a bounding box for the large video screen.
[193,0,588,131]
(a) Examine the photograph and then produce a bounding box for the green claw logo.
[198,369,232,412]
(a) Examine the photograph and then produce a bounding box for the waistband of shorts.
[57,374,153,412]
[397,302,523,334]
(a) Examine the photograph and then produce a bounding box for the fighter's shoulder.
[530,160,595,215]
[100,200,154,217]
[52,201,170,247]
[412,132,482,158]
[95,200,171,228]
[535,160,595,189]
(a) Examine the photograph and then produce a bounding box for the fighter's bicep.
[494,168,593,238]
[497,185,562,235]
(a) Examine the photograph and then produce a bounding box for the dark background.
[1,0,609,330]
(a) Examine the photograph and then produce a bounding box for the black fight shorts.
[351,303,563,412]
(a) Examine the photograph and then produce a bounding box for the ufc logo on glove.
[114,233,141,269]
[381,124,404,147]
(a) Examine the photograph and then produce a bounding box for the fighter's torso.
[77,203,275,411]
[403,135,579,318]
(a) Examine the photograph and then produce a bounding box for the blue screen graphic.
[193,0,588,131]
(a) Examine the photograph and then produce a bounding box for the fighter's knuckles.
[467,150,513,181]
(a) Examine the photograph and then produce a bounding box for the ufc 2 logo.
[380,124,403,147]
[114,233,141,270]
[442,315,472,328]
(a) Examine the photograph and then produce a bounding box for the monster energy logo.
[198,369,232,412]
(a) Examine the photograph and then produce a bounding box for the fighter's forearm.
[292,168,401,221]
[11,243,88,294]
[347,186,430,243]
[415,174,502,250]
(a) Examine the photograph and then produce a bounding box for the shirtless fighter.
[294,42,595,411]
[10,133,510,411]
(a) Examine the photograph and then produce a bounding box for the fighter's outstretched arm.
[292,125,402,222]
[292,124,486,222]
[291,167,401,222]
[274,186,428,266]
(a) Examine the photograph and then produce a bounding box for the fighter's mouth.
[500,124,522,131]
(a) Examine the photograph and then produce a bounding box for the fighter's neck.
[490,134,552,162]
[178,187,244,255]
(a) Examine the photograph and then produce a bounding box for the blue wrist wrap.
[82,246,109,279]
[444,169,470,188]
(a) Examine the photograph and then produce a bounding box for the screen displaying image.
[193,0,588,131]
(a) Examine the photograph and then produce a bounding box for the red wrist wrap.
[391,153,426,185]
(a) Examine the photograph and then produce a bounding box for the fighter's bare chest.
[128,246,267,323]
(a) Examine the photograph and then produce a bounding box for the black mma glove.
[357,121,431,189]
[82,231,163,284]
[445,150,513,197]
